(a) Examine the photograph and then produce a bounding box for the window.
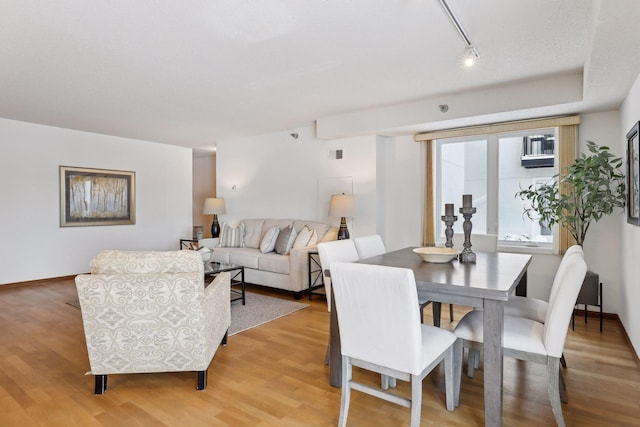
[436,128,557,249]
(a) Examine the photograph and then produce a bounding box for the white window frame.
[435,128,559,254]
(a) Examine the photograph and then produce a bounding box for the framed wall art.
[59,166,136,227]
[626,122,640,225]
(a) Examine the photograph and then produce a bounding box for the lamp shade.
[328,194,355,217]
[203,198,227,215]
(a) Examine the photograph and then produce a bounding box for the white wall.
[620,75,640,356]
[376,134,424,250]
[215,125,377,236]
[0,118,193,285]
[578,111,624,316]
[215,127,425,250]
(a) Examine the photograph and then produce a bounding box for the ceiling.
[2,0,640,150]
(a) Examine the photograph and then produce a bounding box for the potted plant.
[516,141,626,329]
[516,140,626,247]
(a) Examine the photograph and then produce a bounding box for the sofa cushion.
[275,226,297,255]
[258,253,290,275]
[229,248,261,269]
[293,225,313,249]
[242,219,265,249]
[210,248,231,263]
[220,223,245,248]
[293,220,330,242]
[260,226,280,253]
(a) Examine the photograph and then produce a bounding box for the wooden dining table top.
[356,247,532,302]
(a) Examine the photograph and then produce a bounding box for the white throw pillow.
[293,225,313,249]
[219,223,245,248]
[307,229,318,246]
[260,226,280,253]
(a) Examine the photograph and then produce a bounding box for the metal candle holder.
[440,214,458,248]
[459,206,477,263]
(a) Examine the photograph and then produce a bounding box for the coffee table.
[205,262,245,305]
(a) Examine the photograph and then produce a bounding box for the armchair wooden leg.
[449,303,454,321]
[197,371,207,390]
[222,330,228,346]
[94,375,107,394]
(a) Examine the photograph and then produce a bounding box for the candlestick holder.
[440,214,458,248]
[459,206,477,263]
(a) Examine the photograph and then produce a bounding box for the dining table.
[328,246,532,427]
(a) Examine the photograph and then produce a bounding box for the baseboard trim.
[0,275,79,289]
[572,308,616,321]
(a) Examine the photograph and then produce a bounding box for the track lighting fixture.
[439,0,480,67]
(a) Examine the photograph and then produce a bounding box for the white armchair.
[75,250,231,394]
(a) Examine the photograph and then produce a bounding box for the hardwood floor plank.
[0,279,638,426]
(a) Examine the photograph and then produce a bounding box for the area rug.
[67,292,309,336]
[229,292,308,336]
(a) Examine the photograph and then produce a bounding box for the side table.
[179,239,199,250]
[308,250,325,300]
[205,262,246,305]
[572,271,603,332]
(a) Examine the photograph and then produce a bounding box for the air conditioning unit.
[521,135,554,168]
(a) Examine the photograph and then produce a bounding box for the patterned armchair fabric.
[75,250,230,393]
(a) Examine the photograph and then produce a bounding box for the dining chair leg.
[338,355,352,427]
[444,346,455,411]
[410,374,422,427]
[559,370,568,404]
[547,356,566,427]
[453,338,463,407]
[467,348,480,378]
[381,375,397,389]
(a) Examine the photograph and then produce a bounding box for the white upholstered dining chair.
[353,234,386,260]
[453,253,587,427]
[330,262,460,427]
[317,239,360,310]
[317,240,361,365]
[354,234,440,325]
[504,245,584,323]
[466,245,585,378]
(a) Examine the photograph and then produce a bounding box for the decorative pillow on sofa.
[307,229,318,246]
[219,223,245,248]
[242,219,265,249]
[275,226,297,255]
[293,225,313,249]
[260,226,280,253]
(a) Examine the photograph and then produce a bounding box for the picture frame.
[626,122,640,225]
[60,166,136,227]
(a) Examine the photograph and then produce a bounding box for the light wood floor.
[1,278,639,426]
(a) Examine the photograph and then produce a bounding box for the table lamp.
[329,194,354,240]
[203,197,226,238]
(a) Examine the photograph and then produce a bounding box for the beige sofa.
[200,219,337,299]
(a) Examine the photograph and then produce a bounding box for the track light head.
[464,46,480,67]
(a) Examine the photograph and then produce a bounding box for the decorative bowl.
[413,247,459,263]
